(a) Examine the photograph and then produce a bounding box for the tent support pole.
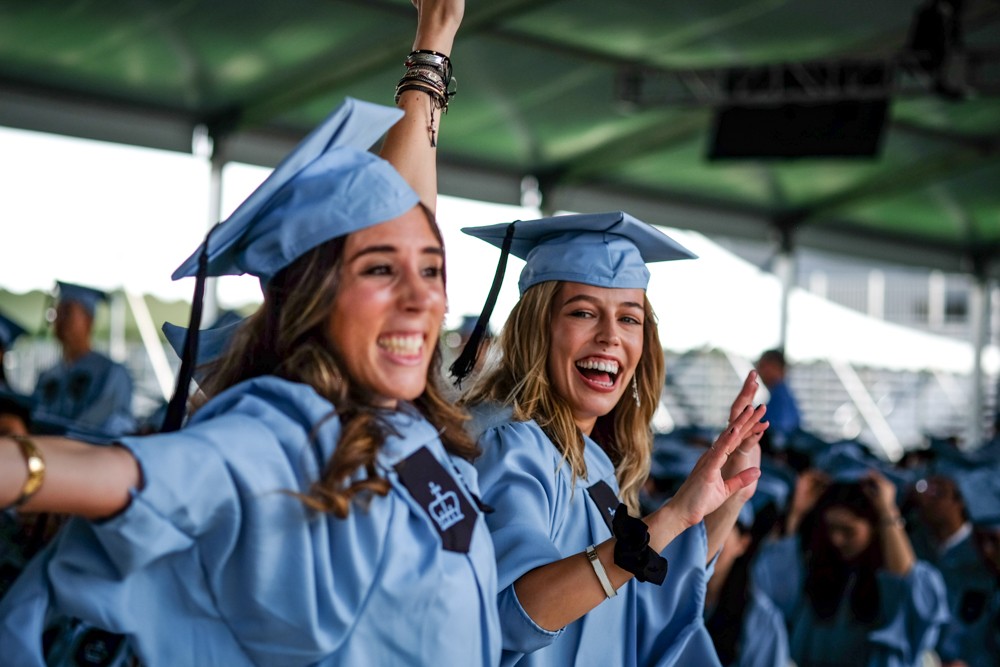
[195,124,224,327]
[969,271,989,449]
[774,222,797,351]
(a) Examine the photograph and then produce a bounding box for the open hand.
[721,371,767,502]
[668,402,768,528]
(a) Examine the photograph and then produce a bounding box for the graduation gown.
[32,350,135,435]
[927,530,999,667]
[753,535,948,667]
[0,376,501,666]
[471,404,721,667]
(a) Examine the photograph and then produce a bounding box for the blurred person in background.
[31,281,135,436]
[754,469,948,667]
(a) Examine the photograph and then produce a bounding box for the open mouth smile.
[377,333,424,361]
[575,357,620,389]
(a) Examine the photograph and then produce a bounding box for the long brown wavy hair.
[462,280,664,511]
[199,206,478,518]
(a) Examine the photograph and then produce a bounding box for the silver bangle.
[586,545,617,599]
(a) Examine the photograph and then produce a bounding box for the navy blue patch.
[395,446,476,553]
[587,480,620,532]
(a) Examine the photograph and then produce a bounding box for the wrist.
[413,18,461,54]
[879,511,905,528]
[647,500,696,550]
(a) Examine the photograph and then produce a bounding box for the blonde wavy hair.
[200,206,478,518]
[462,280,664,512]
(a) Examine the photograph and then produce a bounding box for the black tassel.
[161,226,217,432]
[449,221,518,387]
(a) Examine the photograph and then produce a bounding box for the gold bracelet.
[9,435,45,509]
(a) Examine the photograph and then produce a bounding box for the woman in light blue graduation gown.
[0,82,501,667]
[455,212,770,667]
[753,471,948,667]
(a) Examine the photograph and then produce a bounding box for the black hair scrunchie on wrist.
[612,503,668,585]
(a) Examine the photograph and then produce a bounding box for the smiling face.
[327,207,446,408]
[546,281,645,435]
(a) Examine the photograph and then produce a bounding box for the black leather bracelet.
[612,502,668,585]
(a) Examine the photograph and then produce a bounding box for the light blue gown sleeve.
[738,587,791,667]
[750,535,803,624]
[475,420,566,655]
[635,521,723,667]
[1,378,501,667]
[866,560,950,667]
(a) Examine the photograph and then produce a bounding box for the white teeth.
[576,358,620,374]
[378,335,422,355]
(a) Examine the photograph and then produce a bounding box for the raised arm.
[1,435,139,519]
[865,470,916,576]
[379,0,464,212]
[513,403,767,632]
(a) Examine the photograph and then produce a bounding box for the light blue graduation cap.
[162,318,243,381]
[55,281,109,318]
[451,211,696,384]
[937,461,1000,530]
[814,441,917,505]
[172,97,418,285]
[463,211,696,294]
[162,97,418,432]
[0,311,27,350]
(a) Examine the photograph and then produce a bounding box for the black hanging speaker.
[708,98,889,159]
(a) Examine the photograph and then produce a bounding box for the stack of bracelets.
[395,49,457,147]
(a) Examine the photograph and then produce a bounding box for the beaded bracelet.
[395,50,458,147]
[612,502,668,585]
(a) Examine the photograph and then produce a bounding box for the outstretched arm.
[379,0,464,212]
[513,402,767,632]
[1,435,139,519]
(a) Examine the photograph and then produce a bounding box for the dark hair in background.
[705,501,781,665]
[200,205,479,518]
[800,481,884,624]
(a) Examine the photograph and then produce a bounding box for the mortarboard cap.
[936,461,1000,530]
[462,211,696,295]
[451,211,695,384]
[0,312,28,350]
[172,97,419,285]
[163,97,417,432]
[55,281,109,318]
[162,318,243,383]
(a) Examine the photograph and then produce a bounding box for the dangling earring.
[632,374,640,407]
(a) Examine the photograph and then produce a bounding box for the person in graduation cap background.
[751,456,948,667]
[0,1,504,664]
[30,281,136,437]
[453,211,770,666]
[923,456,1000,667]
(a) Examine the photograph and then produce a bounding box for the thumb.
[723,466,761,497]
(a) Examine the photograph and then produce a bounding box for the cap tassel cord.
[162,225,218,432]
[449,221,517,387]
